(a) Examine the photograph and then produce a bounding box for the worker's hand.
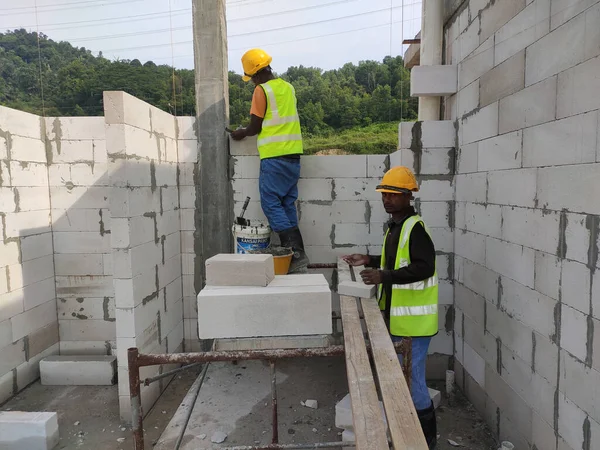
[230,128,246,141]
[360,269,383,285]
[342,254,370,267]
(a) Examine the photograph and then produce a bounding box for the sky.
[0,0,422,74]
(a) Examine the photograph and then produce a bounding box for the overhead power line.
[0,0,143,16]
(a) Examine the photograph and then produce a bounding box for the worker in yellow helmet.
[343,166,438,449]
[231,48,309,274]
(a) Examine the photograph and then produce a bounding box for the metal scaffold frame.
[127,340,412,450]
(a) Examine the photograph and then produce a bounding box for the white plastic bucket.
[232,223,271,254]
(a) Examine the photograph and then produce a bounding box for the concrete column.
[418,0,444,121]
[192,0,232,291]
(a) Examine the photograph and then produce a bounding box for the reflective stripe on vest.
[257,79,303,159]
[378,214,438,337]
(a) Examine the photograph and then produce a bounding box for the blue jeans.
[392,335,432,411]
[259,157,300,233]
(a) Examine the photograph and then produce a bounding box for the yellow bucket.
[273,252,293,275]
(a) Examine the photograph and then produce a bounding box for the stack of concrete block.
[398,120,455,365]
[45,116,116,356]
[336,257,376,298]
[198,254,332,339]
[0,411,59,450]
[40,355,117,386]
[104,91,185,422]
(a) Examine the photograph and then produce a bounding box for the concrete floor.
[0,358,497,450]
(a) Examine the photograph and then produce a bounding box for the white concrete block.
[564,212,591,264]
[40,355,116,386]
[268,274,329,287]
[461,102,499,145]
[557,55,600,119]
[459,16,481,61]
[229,135,258,156]
[333,178,380,201]
[46,117,105,140]
[16,187,51,212]
[525,10,586,86]
[486,237,535,288]
[458,46,494,90]
[488,168,537,208]
[10,136,46,163]
[534,250,561,300]
[53,232,110,255]
[0,106,41,139]
[457,143,478,173]
[465,203,502,239]
[418,179,454,201]
[55,275,113,298]
[457,80,479,118]
[455,173,487,203]
[300,155,367,178]
[494,0,551,65]
[0,188,17,213]
[480,51,526,107]
[50,186,109,210]
[537,163,600,214]
[20,233,53,262]
[58,319,116,342]
[197,285,332,338]
[463,341,485,386]
[455,230,486,265]
[51,140,94,163]
[205,254,275,287]
[176,117,196,140]
[560,304,589,371]
[11,300,56,342]
[410,65,458,96]
[400,148,454,175]
[480,0,527,43]
[501,206,560,254]
[500,276,557,338]
[499,76,557,134]
[523,111,597,167]
[477,131,522,171]
[9,162,48,187]
[400,121,456,149]
[338,280,376,298]
[0,411,59,450]
[561,259,591,314]
[178,139,198,163]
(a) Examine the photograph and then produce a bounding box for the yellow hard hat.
[241,48,272,82]
[376,166,419,193]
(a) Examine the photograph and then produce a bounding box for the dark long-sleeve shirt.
[366,206,436,322]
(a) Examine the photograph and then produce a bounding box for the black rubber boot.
[278,227,310,274]
[417,402,437,449]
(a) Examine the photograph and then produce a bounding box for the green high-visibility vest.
[378,215,439,337]
[257,79,303,159]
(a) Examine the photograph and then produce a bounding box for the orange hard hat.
[376,166,419,194]
[241,48,272,82]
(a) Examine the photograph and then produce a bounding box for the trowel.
[236,196,251,226]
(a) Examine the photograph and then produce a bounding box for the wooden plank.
[340,295,389,450]
[360,297,429,450]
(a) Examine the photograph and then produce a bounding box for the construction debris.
[301,399,318,409]
[211,431,228,443]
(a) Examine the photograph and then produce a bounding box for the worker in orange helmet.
[344,166,438,448]
[231,48,309,274]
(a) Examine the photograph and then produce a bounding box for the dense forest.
[0,29,416,151]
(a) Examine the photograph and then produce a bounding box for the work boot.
[278,226,310,274]
[417,402,437,449]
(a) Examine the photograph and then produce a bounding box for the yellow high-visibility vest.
[257,79,303,159]
[378,215,438,337]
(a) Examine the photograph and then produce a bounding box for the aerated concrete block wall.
[445,0,600,448]
[45,117,116,356]
[0,107,59,404]
[230,139,454,376]
[104,92,185,421]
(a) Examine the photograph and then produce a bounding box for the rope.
[34,0,46,117]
